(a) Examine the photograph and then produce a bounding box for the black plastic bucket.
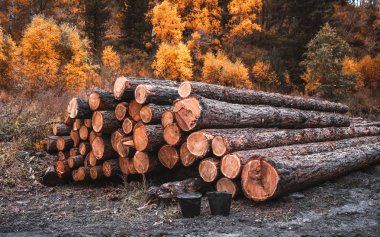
[207,191,232,216]
[177,192,202,218]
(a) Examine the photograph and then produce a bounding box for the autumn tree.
[0,27,18,89]
[101,45,121,85]
[152,42,193,81]
[252,60,280,91]
[300,23,354,100]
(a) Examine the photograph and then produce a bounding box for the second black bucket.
[207,191,232,216]
[177,192,202,218]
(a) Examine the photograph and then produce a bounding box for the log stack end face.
[134,84,148,104]
[92,111,103,133]
[158,145,179,169]
[178,81,192,98]
[113,76,128,100]
[221,154,242,179]
[180,142,196,166]
[67,98,78,118]
[216,177,237,198]
[173,97,201,132]
[163,123,181,145]
[187,132,210,157]
[211,136,227,157]
[92,137,104,159]
[140,105,153,123]
[133,151,149,174]
[199,158,219,183]
[89,92,100,111]
[133,125,148,151]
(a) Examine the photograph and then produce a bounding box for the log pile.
[42,77,380,203]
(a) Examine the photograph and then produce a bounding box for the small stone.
[289,193,304,199]
[302,218,311,223]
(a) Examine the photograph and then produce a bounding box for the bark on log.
[140,104,172,124]
[89,130,101,144]
[113,76,180,101]
[68,155,84,169]
[44,136,59,153]
[180,142,197,167]
[173,96,350,132]
[122,117,135,135]
[133,151,158,174]
[79,142,91,156]
[146,178,205,200]
[102,159,121,177]
[133,124,165,151]
[42,166,63,186]
[69,148,80,157]
[92,111,120,133]
[161,111,174,128]
[91,136,117,160]
[216,177,240,199]
[134,84,179,105]
[57,136,73,151]
[53,124,71,136]
[58,151,70,161]
[90,165,104,180]
[70,130,80,147]
[128,100,143,122]
[73,119,82,131]
[163,123,185,146]
[221,135,380,179]
[84,119,92,128]
[111,129,125,151]
[67,98,91,119]
[89,89,117,111]
[241,142,380,202]
[178,81,349,113]
[115,102,129,121]
[158,145,180,169]
[64,115,75,126]
[198,157,220,183]
[79,125,90,141]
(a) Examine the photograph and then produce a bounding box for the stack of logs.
[42,77,380,202]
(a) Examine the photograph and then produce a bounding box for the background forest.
[0,0,379,110]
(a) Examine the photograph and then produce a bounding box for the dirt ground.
[0,153,379,237]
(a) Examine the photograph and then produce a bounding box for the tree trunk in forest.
[53,124,71,136]
[57,136,73,151]
[91,136,117,160]
[161,111,174,128]
[115,102,129,121]
[134,84,179,105]
[173,96,350,132]
[140,104,172,124]
[67,98,92,119]
[198,157,220,183]
[89,89,117,111]
[122,117,135,135]
[92,111,120,133]
[158,145,180,169]
[102,159,121,177]
[178,81,349,113]
[133,124,165,151]
[242,143,380,202]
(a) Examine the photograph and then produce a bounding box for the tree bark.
[89,89,118,111]
[128,99,143,122]
[92,111,120,134]
[161,111,174,128]
[70,130,80,147]
[42,166,63,187]
[241,142,380,202]
[140,104,172,124]
[67,98,92,119]
[44,136,59,153]
[53,124,71,136]
[57,136,74,151]
[146,178,205,200]
[122,117,135,135]
[198,157,220,183]
[178,81,349,113]
[115,102,129,121]
[133,124,165,151]
[90,165,104,180]
[216,177,240,198]
[79,125,90,141]
[174,96,350,132]
[134,84,179,105]
[91,136,117,160]
[158,145,180,169]
[133,151,159,174]
[79,142,91,156]
[102,159,121,177]
[68,155,84,169]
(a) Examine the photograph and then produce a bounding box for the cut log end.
[88,152,98,166]
[178,81,192,98]
[211,136,227,157]
[115,102,129,121]
[216,177,238,198]
[163,123,181,145]
[140,105,153,123]
[161,111,174,127]
[92,111,104,133]
[180,142,196,166]
[76,167,89,181]
[102,160,116,177]
[113,76,128,100]
[90,166,102,180]
[89,92,101,111]
[158,145,179,169]
[133,125,148,151]
[173,97,201,132]
[67,98,78,118]
[92,137,105,159]
[79,126,89,141]
[134,84,149,104]
[241,159,279,202]
[122,118,134,134]
[128,100,143,122]
[133,151,150,174]
[221,154,242,179]
[119,157,130,175]
[187,132,210,157]
[199,158,219,183]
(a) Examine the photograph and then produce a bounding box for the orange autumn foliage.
[0,27,18,89]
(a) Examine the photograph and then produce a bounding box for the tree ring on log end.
[158,145,179,169]
[89,92,100,111]
[212,136,227,157]
[90,167,98,180]
[163,124,181,145]
[92,137,105,159]
[55,161,67,175]
[92,111,103,133]
[133,151,149,174]
[128,100,143,122]
[221,154,241,179]
[134,85,148,104]
[119,157,130,175]
[88,152,97,166]
[173,97,201,131]
[180,142,196,166]
[103,161,112,177]
[241,159,279,201]
[216,177,237,198]
[199,159,218,182]
[122,118,134,134]
[133,125,148,151]
[67,98,78,118]
[76,167,86,181]
[187,132,210,157]
[113,76,128,100]
[178,81,192,98]
[161,111,174,127]
[140,105,153,123]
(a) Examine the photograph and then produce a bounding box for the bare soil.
[0,152,379,237]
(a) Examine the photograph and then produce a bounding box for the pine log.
[134,84,179,105]
[158,145,180,169]
[122,117,135,135]
[44,136,59,153]
[73,119,82,131]
[241,142,380,202]
[180,142,197,167]
[69,147,80,157]
[92,111,120,133]
[75,166,91,181]
[79,125,90,141]
[64,115,75,126]
[161,111,174,128]
[57,136,73,151]
[102,159,121,177]
[113,76,180,101]
[117,136,134,158]
[198,157,220,183]
[53,124,71,136]
[68,155,84,169]
[42,166,63,187]
[163,123,185,146]
[90,165,104,180]
[221,135,380,179]
[55,160,70,178]
[70,130,80,147]
[133,124,165,151]
[146,178,205,200]
[92,136,117,160]
[178,81,349,113]
[119,156,130,175]
[84,152,90,167]
[128,157,138,174]
[115,102,129,121]
[79,142,91,156]
[58,151,70,161]
[89,89,117,111]
[111,129,125,151]
[140,104,172,124]
[67,98,91,119]
[89,130,101,144]
[133,151,158,174]
[128,99,143,122]
[173,95,350,132]
[216,177,240,198]
[88,151,100,167]
[84,119,92,128]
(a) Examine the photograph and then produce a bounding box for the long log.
[122,117,135,135]
[216,177,240,199]
[92,111,120,134]
[103,159,121,177]
[79,125,90,141]
[90,165,104,180]
[140,104,172,124]
[133,151,158,174]
[158,145,180,169]
[163,123,185,146]
[241,142,380,202]
[221,135,380,179]
[146,178,205,200]
[89,89,117,111]
[161,111,174,128]
[53,124,71,136]
[134,84,179,105]
[44,136,59,153]
[79,142,91,156]
[70,130,80,147]
[67,98,91,119]
[178,81,349,113]
[173,95,350,132]
[91,136,117,160]
[128,100,143,122]
[68,155,84,169]
[115,102,129,121]
[133,124,165,151]
[56,136,73,151]
[180,142,197,167]
[113,76,180,101]
[198,157,220,183]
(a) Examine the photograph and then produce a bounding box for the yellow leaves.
[202,51,252,89]
[252,60,280,90]
[102,46,121,72]
[153,42,193,81]
[152,0,184,45]
[0,27,18,89]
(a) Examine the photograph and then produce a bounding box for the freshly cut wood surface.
[68,155,84,169]
[128,99,143,122]
[88,151,100,167]
[57,136,73,151]
[158,145,180,169]
[122,117,135,135]
[135,84,179,105]
[179,142,197,167]
[140,104,172,124]
[173,95,350,132]
[75,166,91,181]
[84,119,92,128]
[92,111,120,133]
[90,165,104,180]
[115,102,129,121]
[79,142,91,156]
[111,129,125,151]
[163,123,184,146]
[118,156,130,175]
[133,151,158,174]
[161,111,174,128]
[91,136,117,160]
[55,160,70,178]
[89,89,117,111]
[216,177,240,198]
[67,98,91,119]
[89,130,101,144]
[133,124,165,151]
[178,81,349,113]
[79,125,90,141]
[198,157,220,183]
[73,119,82,131]
[70,130,80,147]
[69,148,80,157]
[57,151,70,161]
[102,159,120,177]
[241,142,380,202]
[53,124,71,136]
